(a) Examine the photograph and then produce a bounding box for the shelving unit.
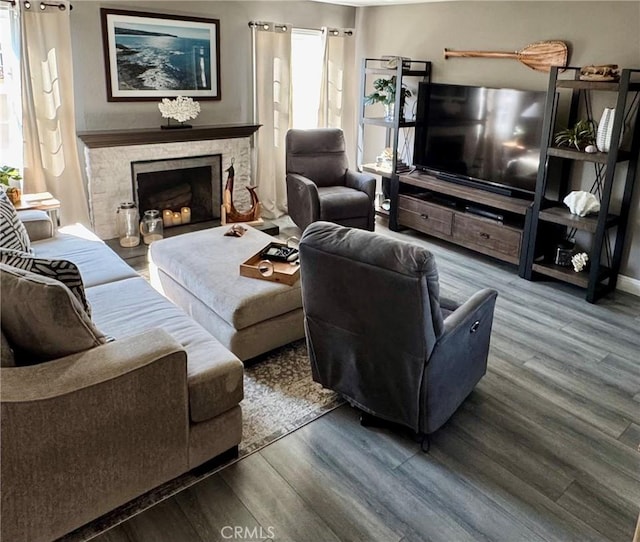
[356,58,431,217]
[520,66,640,303]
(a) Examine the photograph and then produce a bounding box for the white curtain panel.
[0,4,22,171]
[318,30,349,130]
[21,1,89,226]
[254,26,291,219]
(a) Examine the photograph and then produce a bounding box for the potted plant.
[364,76,411,121]
[0,166,23,204]
[554,119,596,151]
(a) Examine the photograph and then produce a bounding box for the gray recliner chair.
[286,128,376,231]
[299,221,498,441]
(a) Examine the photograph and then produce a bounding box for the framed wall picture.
[100,9,221,102]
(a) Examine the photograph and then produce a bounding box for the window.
[0,6,22,170]
[290,28,323,129]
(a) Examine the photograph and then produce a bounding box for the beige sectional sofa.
[1,212,244,542]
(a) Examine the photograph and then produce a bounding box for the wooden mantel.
[77,124,261,149]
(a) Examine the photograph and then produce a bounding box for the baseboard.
[616,274,640,297]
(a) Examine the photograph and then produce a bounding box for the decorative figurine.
[222,159,261,223]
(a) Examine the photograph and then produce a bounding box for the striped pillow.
[0,249,91,317]
[0,189,31,253]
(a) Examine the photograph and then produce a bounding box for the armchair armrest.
[421,288,498,433]
[286,173,320,231]
[345,169,376,200]
[439,296,461,313]
[1,329,190,542]
[345,170,376,230]
[17,210,54,242]
[441,289,497,337]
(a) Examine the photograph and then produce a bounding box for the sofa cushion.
[87,276,244,423]
[16,209,54,242]
[0,263,106,365]
[0,249,91,316]
[32,224,138,288]
[0,190,31,253]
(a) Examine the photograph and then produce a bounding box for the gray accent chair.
[299,221,498,439]
[286,128,376,231]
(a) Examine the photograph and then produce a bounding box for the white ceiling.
[312,0,638,7]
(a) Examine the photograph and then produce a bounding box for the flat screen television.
[413,82,547,198]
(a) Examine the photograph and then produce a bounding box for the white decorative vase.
[596,108,622,153]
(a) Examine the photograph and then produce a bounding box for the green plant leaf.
[0,166,22,186]
[553,119,595,151]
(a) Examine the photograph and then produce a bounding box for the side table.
[15,192,61,231]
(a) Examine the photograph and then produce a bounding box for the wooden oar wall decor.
[444,40,569,72]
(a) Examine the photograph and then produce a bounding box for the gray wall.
[70,1,356,130]
[354,1,640,280]
[70,0,640,281]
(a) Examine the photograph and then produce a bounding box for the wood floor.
[96,216,640,542]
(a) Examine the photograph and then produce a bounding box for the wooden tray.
[239,242,300,285]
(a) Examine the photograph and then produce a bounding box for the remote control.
[261,245,299,262]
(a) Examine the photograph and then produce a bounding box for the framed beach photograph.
[100,9,221,101]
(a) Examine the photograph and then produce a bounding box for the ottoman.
[149,225,304,361]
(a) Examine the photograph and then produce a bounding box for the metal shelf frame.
[520,67,640,302]
[356,58,431,221]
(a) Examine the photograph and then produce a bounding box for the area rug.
[59,340,343,542]
[241,339,343,455]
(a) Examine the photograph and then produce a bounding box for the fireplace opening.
[132,155,222,228]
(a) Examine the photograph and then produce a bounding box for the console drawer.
[453,213,522,257]
[398,196,453,237]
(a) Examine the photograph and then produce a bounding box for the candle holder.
[140,210,163,244]
[163,209,173,228]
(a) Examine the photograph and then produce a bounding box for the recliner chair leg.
[420,434,430,453]
[360,412,388,428]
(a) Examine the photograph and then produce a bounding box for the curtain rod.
[326,28,354,37]
[248,21,353,36]
[5,1,73,10]
[248,21,289,32]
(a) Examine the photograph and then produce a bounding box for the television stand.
[391,171,533,265]
[464,205,505,222]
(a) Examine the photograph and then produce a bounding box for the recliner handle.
[470,320,481,333]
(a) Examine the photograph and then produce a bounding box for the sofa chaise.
[1,211,244,542]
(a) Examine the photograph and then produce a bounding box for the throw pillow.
[0,189,31,253]
[0,263,106,365]
[0,249,92,317]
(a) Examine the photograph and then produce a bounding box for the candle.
[181,206,191,224]
[172,212,182,226]
[163,209,173,228]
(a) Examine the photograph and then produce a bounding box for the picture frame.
[100,8,221,102]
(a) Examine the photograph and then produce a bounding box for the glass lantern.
[140,209,164,244]
[116,202,140,248]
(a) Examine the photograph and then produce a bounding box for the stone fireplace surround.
[78,125,260,239]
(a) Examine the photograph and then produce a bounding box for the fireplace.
[77,124,260,239]
[132,155,222,227]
